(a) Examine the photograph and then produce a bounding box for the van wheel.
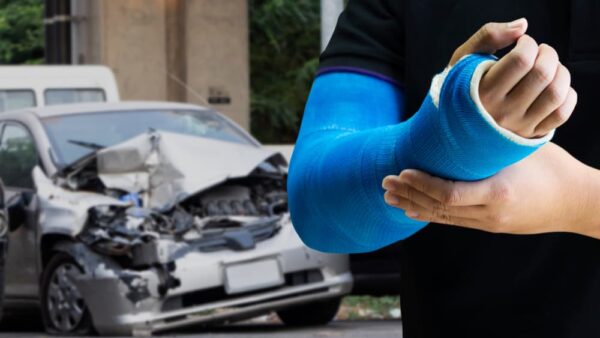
[277,297,341,326]
[40,253,94,335]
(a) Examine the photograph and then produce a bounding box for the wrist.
[575,164,600,239]
[548,141,600,239]
[411,53,551,180]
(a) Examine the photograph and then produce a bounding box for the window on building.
[0,124,38,189]
[45,88,106,106]
[0,90,36,112]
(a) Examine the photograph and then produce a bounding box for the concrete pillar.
[101,0,169,101]
[165,0,188,103]
[71,0,250,130]
[185,0,250,129]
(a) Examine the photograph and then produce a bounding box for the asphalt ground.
[0,316,402,338]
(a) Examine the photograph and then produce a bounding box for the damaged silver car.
[0,102,351,335]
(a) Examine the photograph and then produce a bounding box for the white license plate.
[224,259,284,295]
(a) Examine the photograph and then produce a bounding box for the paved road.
[0,319,402,338]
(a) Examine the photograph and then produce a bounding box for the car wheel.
[40,252,94,336]
[276,297,341,326]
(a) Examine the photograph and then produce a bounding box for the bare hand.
[449,18,577,138]
[382,143,600,239]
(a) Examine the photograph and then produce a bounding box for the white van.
[0,65,119,112]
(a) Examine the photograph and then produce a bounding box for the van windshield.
[0,90,36,112]
[45,88,106,106]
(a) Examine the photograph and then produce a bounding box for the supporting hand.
[382,143,600,239]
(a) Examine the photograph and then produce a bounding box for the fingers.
[534,87,577,136]
[506,44,560,116]
[383,191,481,228]
[450,20,576,139]
[382,181,488,219]
[382,171,518,231]
[480,34,538,99]
[383,170,495,206]
[383,179,444,213]
[524,64,571,128]
[449,18,527,66]
[479,38,576,138]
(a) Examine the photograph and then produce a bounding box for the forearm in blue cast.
[288,54,553,253]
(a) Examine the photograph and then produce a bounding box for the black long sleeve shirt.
[320,1,600,337]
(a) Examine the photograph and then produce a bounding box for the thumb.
[449,18,528,65]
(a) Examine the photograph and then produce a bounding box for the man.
[288,1,600,337]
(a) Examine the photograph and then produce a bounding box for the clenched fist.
[450,18,576,138]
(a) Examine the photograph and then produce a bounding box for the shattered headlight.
[78,205,156,256]
[78,204,196,257]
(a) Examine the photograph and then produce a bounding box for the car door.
[0,122,41,298]
[0,153,8,320]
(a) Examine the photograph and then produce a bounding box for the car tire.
[40,252,94,336]
[276,297,341,326]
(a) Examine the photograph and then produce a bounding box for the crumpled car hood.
[33,130,290,301]
[88,131,284,209]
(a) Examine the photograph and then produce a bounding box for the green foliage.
[249,0,320,143]
[339,296,401,320]
[0,0,44,64]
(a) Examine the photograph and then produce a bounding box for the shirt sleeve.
[318,0,405,84]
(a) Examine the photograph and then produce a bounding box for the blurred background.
[0,0,401,330]
[7,0,322,143]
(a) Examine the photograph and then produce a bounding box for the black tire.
[276,297,341,326]
[40,252,94,336]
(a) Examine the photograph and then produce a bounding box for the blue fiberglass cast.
[287,54,553,253]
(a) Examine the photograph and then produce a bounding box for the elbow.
[287,145,424,253]
[287,166,393,254]
[287,160,347,253]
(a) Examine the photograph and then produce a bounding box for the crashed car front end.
[35,131,351,335]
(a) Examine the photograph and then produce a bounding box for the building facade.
[45,0,250,130]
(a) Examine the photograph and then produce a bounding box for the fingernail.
[406,211,419,218]
[507,18,526,29]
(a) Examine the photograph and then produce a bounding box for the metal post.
[44,0,72,64]
[320,0,344,52]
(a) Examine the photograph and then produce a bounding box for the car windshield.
[42,109,255,166]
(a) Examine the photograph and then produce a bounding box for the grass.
[242,295,402,324]
[336,296,401,320]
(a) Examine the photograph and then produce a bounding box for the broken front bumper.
[66,223,351,336]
